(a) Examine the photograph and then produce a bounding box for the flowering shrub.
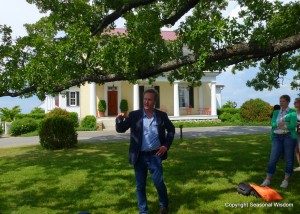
[240,98,272,122]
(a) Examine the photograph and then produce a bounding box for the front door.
[108,90,118,116]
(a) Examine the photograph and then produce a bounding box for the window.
[66,91,80,106]
[179,86,194,108]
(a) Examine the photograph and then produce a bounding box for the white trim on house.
[40,87,81,118]
[216,85,224,108]
[133,84,139,110]
[210,81,217,115]
[174,81,180,116]
[90,82,96,116]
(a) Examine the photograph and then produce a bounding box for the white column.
[117,81,122,114]
[211,81,217,115]
[90,82,97,117]
[45,95,55,113]
[216,87,222,109]
[173,81,180,116]
[133,84,139,110]
[199,85,203,110]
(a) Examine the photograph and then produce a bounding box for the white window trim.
[179,85,190,108]
[69,91,78,107]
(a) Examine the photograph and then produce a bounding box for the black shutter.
[189,86,194,108]
[66,91,70,106]
[154,86,160,109]
[76,92,80,106]
[139,86,144,109]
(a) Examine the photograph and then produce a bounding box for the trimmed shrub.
[218,108,240,122]
[46,108,70,119]
[240,98,273,122]
[45,109,79,128]
[217,108,240,115]
[30,107,45,114]
[39,115,77,150]
[219,112,241,122]
[15,113,45,120]
[69,112,79,128]
[9,118,38,136]
[98,100,106,112]
[120,99,128,112]
[80,115,97,129]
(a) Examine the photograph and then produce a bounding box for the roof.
[105,28,177,41]
[160,30,177,40]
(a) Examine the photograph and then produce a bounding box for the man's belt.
[274,132,291,137]
[140,150,158,155]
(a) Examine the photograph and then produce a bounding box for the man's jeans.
[267,135,296,177]
[134,154,168,214]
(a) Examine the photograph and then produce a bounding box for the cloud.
[0,1,44,37]
[228,3,241,18]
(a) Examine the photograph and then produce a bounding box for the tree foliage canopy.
[1,0,300,99]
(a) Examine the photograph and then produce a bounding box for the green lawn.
[173,120,270,128]
[0,134,299,214]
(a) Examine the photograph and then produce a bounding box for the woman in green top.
[293,98,300,171]
[261,95,297,188]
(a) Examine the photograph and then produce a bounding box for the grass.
[172,120,270,128]
[20,130,39,137]
[0,134,299,214]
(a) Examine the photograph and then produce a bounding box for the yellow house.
[81,75,221,117]
[42,75,222,116]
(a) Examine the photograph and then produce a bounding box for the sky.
[0,1,44,113]
[0,0,299,113]
[216,0,299,107]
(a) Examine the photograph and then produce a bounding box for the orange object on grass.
[250,184,283,202]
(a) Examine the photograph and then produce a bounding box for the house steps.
[97,117,116,130]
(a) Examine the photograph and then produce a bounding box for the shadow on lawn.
[164,134,299,213]
[0,134,299,213]
[0,143,137,213]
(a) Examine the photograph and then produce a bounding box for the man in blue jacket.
[116,88,175,214]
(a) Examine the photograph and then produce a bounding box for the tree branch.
[140,34,300,78]
[162,0,201,26]
[1,85,38,97]
[275,53,282,81]
[1,34,300,97]
[91,0,202,36]
[91,0,157,36]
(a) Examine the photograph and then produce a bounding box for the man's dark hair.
[273,104,280,110]
[270,104,281,118]
[280,95,291,103]
[143,88,159,102]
